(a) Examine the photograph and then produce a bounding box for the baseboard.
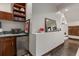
[69,37,79,40]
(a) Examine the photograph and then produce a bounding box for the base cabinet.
[0,37,16,56]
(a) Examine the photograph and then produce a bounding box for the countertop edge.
[0,33,28,37]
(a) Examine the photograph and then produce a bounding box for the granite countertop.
[0,33,28,37]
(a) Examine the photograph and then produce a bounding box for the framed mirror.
[45,18,57,32]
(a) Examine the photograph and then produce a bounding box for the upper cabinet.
[0,11,13,20]
[13,3,26,22]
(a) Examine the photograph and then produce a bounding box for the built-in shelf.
[13,3,26,22]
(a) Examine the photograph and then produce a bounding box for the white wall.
[0,3,12,13]
[26,3,32,20]
[0,20,25,31]
[57,9,69,40]
[32,3,58,33]
[68,21,79,26]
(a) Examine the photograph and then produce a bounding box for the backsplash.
[0,20,25,31]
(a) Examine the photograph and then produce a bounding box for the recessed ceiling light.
[46,19,49,22]
[56,11,61,14]
[65,9,69,12]
[62,15,64,17]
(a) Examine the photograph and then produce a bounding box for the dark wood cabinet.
[0,11,13,20]
[68,26,79,36]
[0,37,16,56]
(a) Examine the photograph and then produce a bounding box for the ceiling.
[55,3,79,23]
[33,3,79,23]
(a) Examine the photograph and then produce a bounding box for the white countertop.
[0,33,27,37]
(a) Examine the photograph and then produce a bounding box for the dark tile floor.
[46,39,79,56]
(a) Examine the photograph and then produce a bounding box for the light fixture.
[56,11,61,14]
[65,9,69,12]
[62,15,64,17]
[46,19,49,22]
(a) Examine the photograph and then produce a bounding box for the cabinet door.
[4,37,16,56]
[0,37,16,56]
